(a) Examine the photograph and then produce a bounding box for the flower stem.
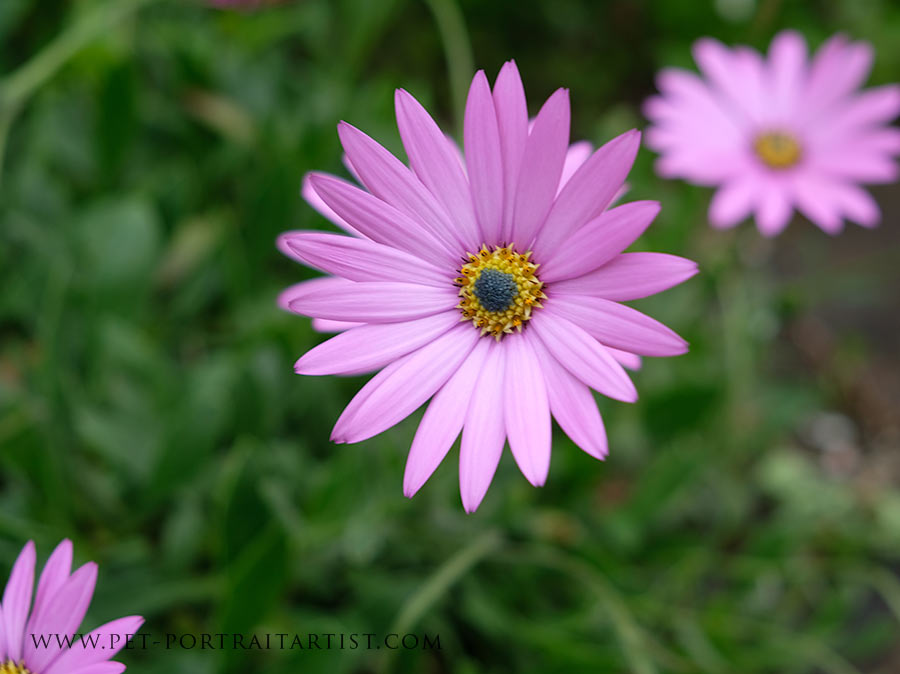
[378,530,501,673]
[500,545,664,674]
[392,529,500,633]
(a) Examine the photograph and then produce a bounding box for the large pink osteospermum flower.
[279,62,697,512]
[0,540,143,674]
[644,31,900,236]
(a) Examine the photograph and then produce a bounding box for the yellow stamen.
[1,662,31,674]
[456,244,545,341]
[754,131,802,170]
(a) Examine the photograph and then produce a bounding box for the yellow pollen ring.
[456,244,546,340]
[754,131,802,170]
[1,662,31,674]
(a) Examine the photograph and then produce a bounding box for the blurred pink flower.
[280,62,696,512]
[0,540,143,674]
[644,31,900,236]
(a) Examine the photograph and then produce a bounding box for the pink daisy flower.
[0,540,143,674]
[644,31,900,236]
[279,62,697,512]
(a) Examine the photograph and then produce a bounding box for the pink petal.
[331,325,478,444]
[789,173,843,234]
[546,296,688,357]
[394,89,481,251]
[511,88,570,248]
[308,173,458,266]
[492,61,529,242]
[653,150,740,185]
[532,338,608,459]
[558,141,593,194]
[288,281,456,323]
[809,146,898,184]
[754,179,794,237]
[768,30,808,122]
[24,563,97,673]
[651,143,748,185]
[504,335,551,486]
[550,252,698,301]
[653,67,712,105]
[802,35,873,119]
[645,69,747,184]
[459,342,507,512]
[533,130,641,257]
[791,173,881,232]
[648,68,745,143]
[810,128,900,184]
[337,121,466,252]
[311,318,363,333]
[301,174,359,236]
[608,182,630,208]
[276,229,305,263]
[403,338,492,497]
[693,38,763,123]
[295,311,460,376]
[26,540,73,637]
[277,277,354,312]
[341,152,362,183]
[0,603,5,662]
[2,540,36,663]
[709,175,759,229]
[279,231,448,287]
[464,70,505,246]
[44,616,144,674]
[68,665,127,674]
[819,85,900,134]
[842,127,900,154]
[737,46,769,119]
[829,182,881,228]
[531,313,637,403]
[539,201,661,283]
[607,347,642,371]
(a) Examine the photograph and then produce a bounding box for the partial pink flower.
[644,31,900,236]
[0,540,143,674]
[280,61,697,512]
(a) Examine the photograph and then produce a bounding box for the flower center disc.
[456,244,545,340]
[754,131,802,169]
[1,662,30,674]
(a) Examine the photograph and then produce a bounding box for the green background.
[2,0,900,672]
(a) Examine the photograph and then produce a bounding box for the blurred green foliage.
[2,0,900,672]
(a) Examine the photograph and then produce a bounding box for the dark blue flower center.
[472,268,518,312]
